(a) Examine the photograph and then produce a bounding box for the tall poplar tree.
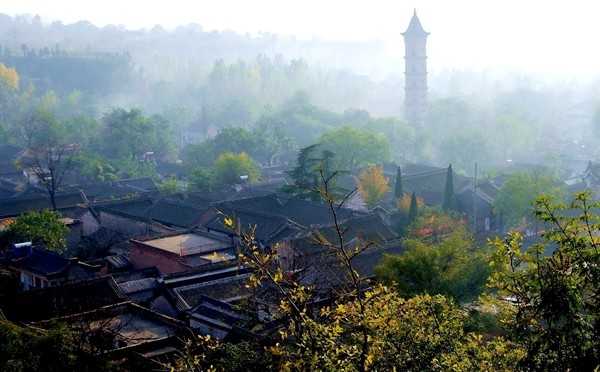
[443,164,456,212]
[408,191,418,224]
[394,166,403,198]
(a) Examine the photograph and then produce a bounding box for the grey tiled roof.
[95,197,205,228]
[114,177,157,191]
[147,199,205,227]
[402,163,444,175]
[274,198,356,228]
[165,192,216,209]
[402,168,469,206]
[293,213,399,252]
[175,274,253,308]
[119,277,160,295]
[202,205,298,244]
[0,192,86,218]
[78,182,148,202]
[0,276,126,323]
[223,194,284,214]
[9,247,70,278]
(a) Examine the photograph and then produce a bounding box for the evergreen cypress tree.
[408,191,418,224]
[394,166,403,198]
[443,164,456,212]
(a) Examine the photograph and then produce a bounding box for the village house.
[398,164,499,232]
[129,230,235,275]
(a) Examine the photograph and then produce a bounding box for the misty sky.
[4,0,599,79]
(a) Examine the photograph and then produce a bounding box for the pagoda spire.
[402,9,430,37]
[402,9,429,128]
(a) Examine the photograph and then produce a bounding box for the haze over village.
[0,3,599,370]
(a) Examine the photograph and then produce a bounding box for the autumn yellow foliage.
[396,192,424,212]
[355,164,389,208]
[0,63,19,90]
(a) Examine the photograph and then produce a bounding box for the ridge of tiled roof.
[0,191,86,218]
[93,196,205,227]
[165,192,216,209]
[305,213,399,245]
[202,204,300,243]
[175,274,253,306]
[403,167,452,179]
[118,277,160,295]
[114,177,157,191]
[401,163,444,175]
[0,276,126,323]
[147,199,206,227]
[162,262,249,287]
[216,194,285,214]
[78,181,149,202]
[274,197,355,228]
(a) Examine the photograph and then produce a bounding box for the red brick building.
[129,231,235,275]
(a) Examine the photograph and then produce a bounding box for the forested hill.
[0,13,397,79]
[0,13,403,116]
[0,50,134,96]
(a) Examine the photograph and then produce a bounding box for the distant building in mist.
[402,9,429,128]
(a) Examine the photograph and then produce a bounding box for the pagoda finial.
[414,8,417,16]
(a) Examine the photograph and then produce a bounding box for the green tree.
[183,141,213,169]
[74,154,118,182]
[359,117,415,163]
[318,126,391,171]
[442,164,456,212]
[376,225,490,304]
[394,166,403,198]
[210,126,257,156]
[251,123,295,167]
[186,126,257,169]
[212,152,260,186]
[408,191,418,224]
[111,157,159,180]
[188,166,211,190]
[173,171,522,371]
[4,210,68,254]
[25,143,77,211]
[408,209,461,244]
[15,110,77,210]
[355,164,389,209]
[0,320,80,371]
[488,191,600,371]
[63,116,99,149]
[15,109,65,149]
[100,108,175,161]
[493,167,564,229]
[157,176,179,195]
[283,144,343,201]
[438,130,495,173]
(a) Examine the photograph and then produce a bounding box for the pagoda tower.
[402,9,429,127]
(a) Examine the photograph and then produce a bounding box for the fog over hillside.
[1,5,600,174]
[5,1,600,80]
